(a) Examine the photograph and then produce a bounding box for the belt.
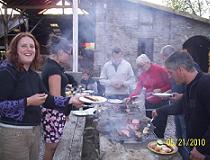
[0,122,36,129]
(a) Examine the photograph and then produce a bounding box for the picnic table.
[53,113,86,160]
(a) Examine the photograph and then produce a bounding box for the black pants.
[145,100,168,138]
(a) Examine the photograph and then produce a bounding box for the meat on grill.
[118,129,130,137]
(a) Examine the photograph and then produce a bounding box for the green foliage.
[164,0,210,17]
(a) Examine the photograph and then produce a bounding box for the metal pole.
[25,18,29,31]
[62,0,65,15]
[72,0,79,72]
[4,6,8,50]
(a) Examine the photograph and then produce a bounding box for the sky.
[142,0,166,6]
[142,0,209,18]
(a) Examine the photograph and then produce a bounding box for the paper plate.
[72,108,97,116]
[153,93,173,98]
[108,99,123,104]
[82,90,94,94]
[147,141,178,155]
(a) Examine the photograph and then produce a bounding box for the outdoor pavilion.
[0,0,96,72]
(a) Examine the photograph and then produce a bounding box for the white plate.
[153,93,173,98]
[72,110,88,116]
[79,96,107,104]
[108,99,123,104]
[72,108,97,116]
[82,90,94,94]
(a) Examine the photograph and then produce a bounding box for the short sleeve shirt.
[42,58,68,96]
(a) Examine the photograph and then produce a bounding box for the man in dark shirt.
[152,51,210,160]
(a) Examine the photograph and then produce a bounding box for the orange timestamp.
[166,138,206,147]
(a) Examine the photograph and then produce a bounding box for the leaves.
[163,0,210,17]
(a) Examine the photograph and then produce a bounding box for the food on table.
[149,142,157,150]
[154,145,162,152]
[157,139,164,145]
[148,139,173,154]
[131,119,140,124]
[84,95,100,102]
[135,131,142,140]
[161,145,172,153]
[143,126,149,134]
[128,119,140,130]
[65,91,72,96]
[118,129,130,137]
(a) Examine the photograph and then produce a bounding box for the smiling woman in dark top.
[0,32,83,160]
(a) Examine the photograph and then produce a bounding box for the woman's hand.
[27,93,48,106]
[69,95,84,108]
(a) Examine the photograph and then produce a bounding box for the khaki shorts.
[0,124,40,160]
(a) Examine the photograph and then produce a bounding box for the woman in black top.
[41,34,75,160]
[0,32,83,160]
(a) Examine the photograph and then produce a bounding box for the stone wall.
[94,0,210,75]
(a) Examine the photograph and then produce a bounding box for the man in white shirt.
[100,47,135,100]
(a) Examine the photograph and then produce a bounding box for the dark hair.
[165,50,195,71]
[47,34,72,55]
[82,68,91,76]
[112,47,121,54]
[6,32,41,71]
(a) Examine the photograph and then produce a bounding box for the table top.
[99,135,181,160]
[94,102,181,160]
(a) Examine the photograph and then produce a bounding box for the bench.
[53,113,86,160]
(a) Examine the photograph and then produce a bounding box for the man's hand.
[69,95,84,108]
[190,147,205,160]
[153,88,161,93]
[152,109,158,119]
[111,80,123,88]
[170,93,183,102]
[27,93,48,106]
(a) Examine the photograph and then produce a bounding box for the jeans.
[175,114,187,160]
[181,146,190,160]
[175,114,186,139]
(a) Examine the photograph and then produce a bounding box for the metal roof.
[0,0,67,15]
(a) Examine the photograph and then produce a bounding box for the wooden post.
[72,0,79,72]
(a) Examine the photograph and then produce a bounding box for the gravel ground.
[165,115,176,139]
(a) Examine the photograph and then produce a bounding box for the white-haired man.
[160,45,175,64]
[128,54,171,138]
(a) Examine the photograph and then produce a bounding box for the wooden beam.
[3,5,72,10]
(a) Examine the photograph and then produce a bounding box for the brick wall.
[94,0,210,75]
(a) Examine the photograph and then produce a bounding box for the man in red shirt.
[129,54,171,138]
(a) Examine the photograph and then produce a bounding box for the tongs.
[147,117,156,129]
[125,95,141,108]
